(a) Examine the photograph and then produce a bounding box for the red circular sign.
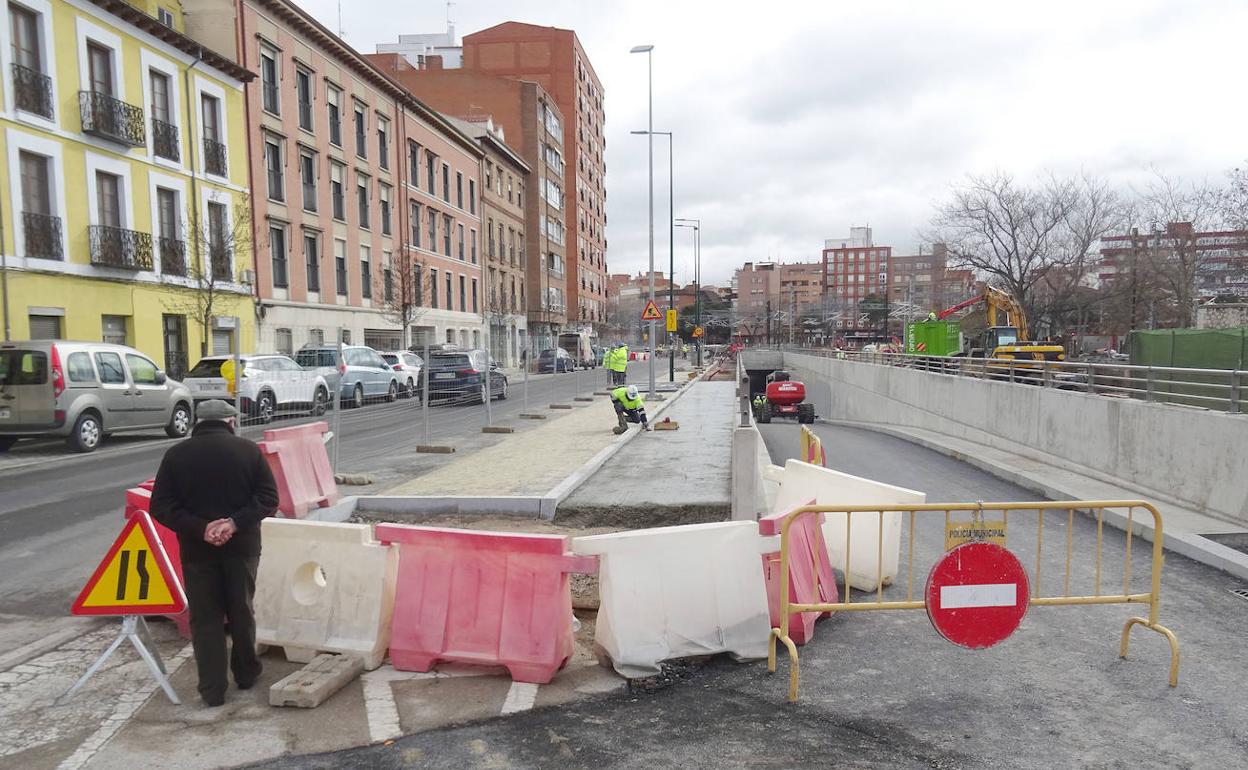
[925,541,1030,649]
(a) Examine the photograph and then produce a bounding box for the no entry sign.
[925,541,1029,649]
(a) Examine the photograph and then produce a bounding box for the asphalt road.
[254,421,1248,769]
[0,362,643,636]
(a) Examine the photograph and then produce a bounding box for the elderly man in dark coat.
[151,399,279,706]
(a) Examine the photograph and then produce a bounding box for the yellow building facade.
[0,0,254,378]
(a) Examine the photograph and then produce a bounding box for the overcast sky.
[304,0,1248,285]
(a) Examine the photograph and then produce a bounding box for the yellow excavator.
[937,286,1065,363]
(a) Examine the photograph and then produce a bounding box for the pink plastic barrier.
[376,525,597,683]
[123,482,190,638]
[256,421,338,518]
[759,501,838,645]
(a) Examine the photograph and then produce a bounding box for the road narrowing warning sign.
[641,300,663,321]
[71,511,186,616]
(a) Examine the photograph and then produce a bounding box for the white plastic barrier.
[255,519,398,670]
[771,460,925,592]
[573,521,774,678]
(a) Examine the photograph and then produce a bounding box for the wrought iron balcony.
[152,118,180,161]
[158,236,186,276]
[79,91,145,146]
[89,225,153,270]
[204,137,227,176]
[209,247,232,282]
[22,212,62,260]
[12,63,53,119]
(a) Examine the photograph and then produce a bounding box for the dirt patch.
[554,504,731,530]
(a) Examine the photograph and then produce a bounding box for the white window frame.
[1,0,60,130]
[194,75,228,180]
[75,17,124,101]
[85,150,133,230]
[200,190,237,285]
[146,170,187,277]
[5,126,67,264]
[140,49,183,171]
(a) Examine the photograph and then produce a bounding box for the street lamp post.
[675,218,701,365]
[630,44,656,395]
[631,129,674,382]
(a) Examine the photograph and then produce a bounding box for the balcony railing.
[89,225,153,270]
[204,137,227,176]
[79,91,145,146]
[12,63,53,119]
[152,118,180,161]
[158,236,186,276]
[209,247,231,282]
[22,212,62,260]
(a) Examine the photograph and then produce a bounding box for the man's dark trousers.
[183,552,262,702]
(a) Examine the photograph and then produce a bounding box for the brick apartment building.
[1099,221,1248,300]
[375,22,609,336]
[444,116,529,366]
[184,0,485,354]
[822,227,891,334]
[366,57,568,349]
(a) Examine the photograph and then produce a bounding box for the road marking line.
[500,681,539,715]
[362,664,498,742]
[56,643,192,770]
[940,583,1017,609]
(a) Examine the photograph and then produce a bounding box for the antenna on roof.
[337,0,344,37]
[447,0,455,33]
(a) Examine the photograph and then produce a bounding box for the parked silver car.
[293,345,399,408]
[182,354,330,423]
[0,340,193,453]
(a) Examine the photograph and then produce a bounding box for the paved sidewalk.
[560,380,735,522]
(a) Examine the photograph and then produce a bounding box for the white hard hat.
[626,385,639,400]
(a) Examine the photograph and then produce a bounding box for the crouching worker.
[610,384,650,434]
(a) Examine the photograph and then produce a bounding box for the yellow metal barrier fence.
[767,500,1180,702]
[798,425,826,467]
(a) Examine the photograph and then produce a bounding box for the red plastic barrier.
[123,481,190,638]
[376,525,598,683]
[256,421,338,518]
[759,501,838,645]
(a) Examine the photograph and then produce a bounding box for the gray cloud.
[301,0,1248,285]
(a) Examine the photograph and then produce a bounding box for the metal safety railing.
[767,500,1180,702]
[778,347,1247,414]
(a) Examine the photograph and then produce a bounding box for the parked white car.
[379,351,424,401]
[182,354,329,423]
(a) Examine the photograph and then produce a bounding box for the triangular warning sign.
[641,300,663,321]
[72,511,186,616]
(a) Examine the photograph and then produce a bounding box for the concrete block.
[519,413,548,420]
[255,519,398,670]
[269,653,365,708]
[653,420,679,431]
[574,396,595,402]
[416,445,456,454]
[549,404,574,410]
[482,426,515,434]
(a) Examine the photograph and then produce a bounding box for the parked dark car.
[537,348,574,373]
[425,349,507,404]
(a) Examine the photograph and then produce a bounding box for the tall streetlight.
[675,218,701,366]
[631,129,674,382]
[630,44,656,396]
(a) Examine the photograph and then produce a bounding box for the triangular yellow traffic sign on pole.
[71,511,186,616]
[641,300,663,321]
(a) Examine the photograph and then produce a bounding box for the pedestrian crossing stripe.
[71,511,187,616]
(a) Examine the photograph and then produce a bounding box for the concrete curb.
[307,494,556,522]
[545,376,703,510]
[827,419,1248,582]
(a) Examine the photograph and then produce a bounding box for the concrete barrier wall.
[770,352,1248,528]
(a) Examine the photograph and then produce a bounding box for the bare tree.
[373,249,427,349]
[1219,163,1248,232]
[1128,171,1220,327]
[164,195,253,357]
[927,171,1121,333]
